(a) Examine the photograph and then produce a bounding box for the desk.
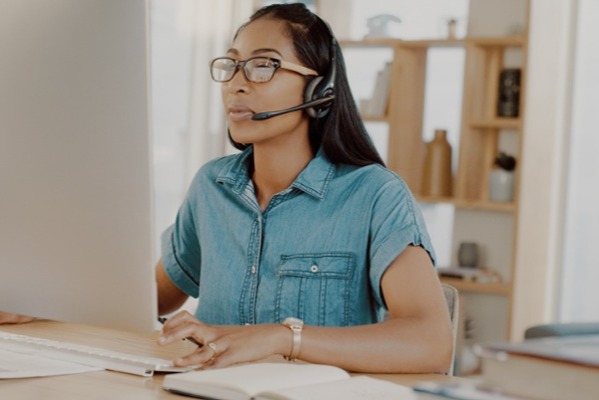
[0,320,455,399]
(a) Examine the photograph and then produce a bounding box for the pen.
[158,317,202,347]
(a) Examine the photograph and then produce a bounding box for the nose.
[223,66,250,93]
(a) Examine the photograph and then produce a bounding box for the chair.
[441,283,459,376]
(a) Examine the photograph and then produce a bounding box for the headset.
[251,18,337,121]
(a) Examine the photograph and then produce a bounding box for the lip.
[227,105,255,122]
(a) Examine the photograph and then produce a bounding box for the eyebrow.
[226,48,284,57]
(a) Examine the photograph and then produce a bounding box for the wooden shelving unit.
[344,35,526,206]
[341,27,528,354]
[455,37,527,206]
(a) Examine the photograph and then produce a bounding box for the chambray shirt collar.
[215,146,335,200]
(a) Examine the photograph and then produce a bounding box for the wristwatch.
[282,317,304,361]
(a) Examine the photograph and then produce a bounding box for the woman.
[156,3,452,374]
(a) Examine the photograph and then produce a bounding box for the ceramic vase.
[458,242,479,268]
[422,129,452,197]
[489,169,514,202]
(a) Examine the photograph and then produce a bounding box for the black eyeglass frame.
[210,56,319,83]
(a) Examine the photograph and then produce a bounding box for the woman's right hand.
[0,312,36,324]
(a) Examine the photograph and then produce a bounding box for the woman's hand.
[158,311,290,369]
[0,312,36,324]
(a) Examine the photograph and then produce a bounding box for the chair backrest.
[441,283,459,376]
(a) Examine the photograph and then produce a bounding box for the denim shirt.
[161,147,435,327]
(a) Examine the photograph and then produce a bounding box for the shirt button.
[310,265,319,273]
[251,265,257,274]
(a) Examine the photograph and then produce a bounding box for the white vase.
[488,169,514,202]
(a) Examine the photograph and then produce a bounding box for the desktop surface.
[0,320,454,399]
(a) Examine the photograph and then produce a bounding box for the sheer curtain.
[151,0,252,313]
[151,0,251,252]
[558,0,599,322]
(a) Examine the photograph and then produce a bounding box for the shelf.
[340,36,525,50]
[469,117,522,130]
[417,195,516,213]
[466,35,526,47]
[361,114,388,122]
[399,38,465,48]
[339,38,399,48]
[440,277,511,296]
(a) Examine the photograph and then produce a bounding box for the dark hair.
[228,3,385,167]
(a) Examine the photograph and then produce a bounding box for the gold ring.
[207,342,217,358]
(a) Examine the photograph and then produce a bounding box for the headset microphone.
[251,95,334,121]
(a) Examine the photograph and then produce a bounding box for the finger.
[161,310,196,331]
[206,347,237,369]
[159,320,205,346]
[0,313,35,324]
[174,338,229,367]
[200,337,239,369]
[159,311,204,340]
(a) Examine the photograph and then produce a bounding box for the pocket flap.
[278,253,354,279]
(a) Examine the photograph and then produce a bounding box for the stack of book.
[415,334,599,399]
[475,334,599,400]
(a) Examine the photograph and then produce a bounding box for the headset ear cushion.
[304,76,331,119]
[304,76,323,102]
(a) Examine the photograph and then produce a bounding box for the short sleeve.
[161,186,203,298]
[368,178,436,309]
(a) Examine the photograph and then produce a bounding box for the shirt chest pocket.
[275,253,355,327]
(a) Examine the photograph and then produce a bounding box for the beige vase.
[422,129,453,197]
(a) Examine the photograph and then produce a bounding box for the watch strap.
[283,318,303,361]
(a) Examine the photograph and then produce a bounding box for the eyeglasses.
[210,56,318,83]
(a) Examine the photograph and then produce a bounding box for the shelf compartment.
[466,36,526,48]
[469,117,522,130]
[361,114,388,122]
[417,195,516,213]
[440,277,512,295]
[455,35,525,203]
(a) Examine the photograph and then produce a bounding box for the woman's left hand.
[0,312,36,324]
[158,311,290,369]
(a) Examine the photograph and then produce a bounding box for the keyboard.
[0,331,193,377]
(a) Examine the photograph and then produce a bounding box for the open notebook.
[162,362,417,400]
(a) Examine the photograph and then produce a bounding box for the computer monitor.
[0,0,157,332]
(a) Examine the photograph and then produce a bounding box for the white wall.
[512,0,577,339]
[558,0,599,323]
[467,0,528,37]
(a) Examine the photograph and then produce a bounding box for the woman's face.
[222,18,312,148]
